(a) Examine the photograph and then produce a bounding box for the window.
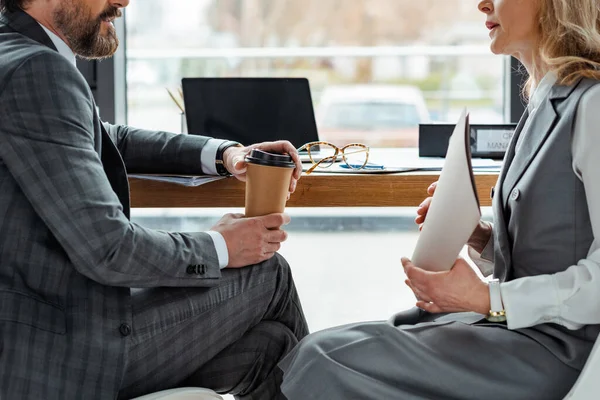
[125,0,509,136]
[323,102,421,129]
[125,0,500,334]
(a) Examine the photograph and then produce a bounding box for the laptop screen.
[182,78,319,149]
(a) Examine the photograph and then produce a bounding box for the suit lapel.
[497,108,529,196]
[92,103,131,219]
[501,82,579,209]
[492,110,529,281]
[0,10,58,51]
[495,109,529,220]
[100,125,131,219]
[492,81,581,281]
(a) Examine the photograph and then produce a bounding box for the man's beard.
[54,1,122,60]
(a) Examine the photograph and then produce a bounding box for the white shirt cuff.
[201,139,228,175]
[500,274,564,330]
[206,231,229,269]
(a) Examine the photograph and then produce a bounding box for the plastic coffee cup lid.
[245,149,295,168]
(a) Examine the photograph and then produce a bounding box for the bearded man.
[0,1,309,399]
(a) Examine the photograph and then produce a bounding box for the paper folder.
[411,110,482,271]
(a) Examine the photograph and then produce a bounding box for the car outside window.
[322,102,421,130]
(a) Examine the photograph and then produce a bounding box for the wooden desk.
[130,172,498,208]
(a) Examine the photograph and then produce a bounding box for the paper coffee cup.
[245,149,295,217]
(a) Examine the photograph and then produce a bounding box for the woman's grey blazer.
[490,77,600,370]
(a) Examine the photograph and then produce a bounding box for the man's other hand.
[211,213,291,268]
[223,141,302,194]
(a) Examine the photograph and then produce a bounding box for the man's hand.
[211,213,291,268]
[402,257,490,315]
[415,181,492,253]
[223,140,302,195]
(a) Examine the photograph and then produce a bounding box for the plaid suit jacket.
[0,10,224,399]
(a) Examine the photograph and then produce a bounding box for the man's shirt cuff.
[201,139,228,175]
[206,231,229,269]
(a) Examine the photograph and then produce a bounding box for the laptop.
[182,77,326,162]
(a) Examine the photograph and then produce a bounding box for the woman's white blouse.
[471,72,600,330]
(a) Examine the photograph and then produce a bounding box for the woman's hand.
[223,140,302,194]
[415,181,493,253]
[414,181,438,231]
[402,257,490,315]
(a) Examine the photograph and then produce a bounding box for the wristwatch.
[486,278,507,322]
[215,141,243,176]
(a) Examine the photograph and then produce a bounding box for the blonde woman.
[279,0,600,398]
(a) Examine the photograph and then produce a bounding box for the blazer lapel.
[500,83,578,208]
[492,110,529,281]
[91,104,131,220]
[0,9,58,51]
[497,108,529,196]
[100,125,131,219]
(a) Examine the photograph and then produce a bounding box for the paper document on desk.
[412,110,482,271]
[388,157,501,171]
[373,154,502,171]
[128,174,225,187]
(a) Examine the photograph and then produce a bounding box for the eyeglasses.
[297,141,370,174]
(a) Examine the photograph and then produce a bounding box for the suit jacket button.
[510,189,520,201]
[186,265,197,274]
[119,323,131,337]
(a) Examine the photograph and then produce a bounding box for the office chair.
[131,387,222,400]
[564,333,600,399]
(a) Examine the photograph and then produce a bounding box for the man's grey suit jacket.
[0,10,224,399]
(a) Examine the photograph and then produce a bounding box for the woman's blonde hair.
[528,0,600,95]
